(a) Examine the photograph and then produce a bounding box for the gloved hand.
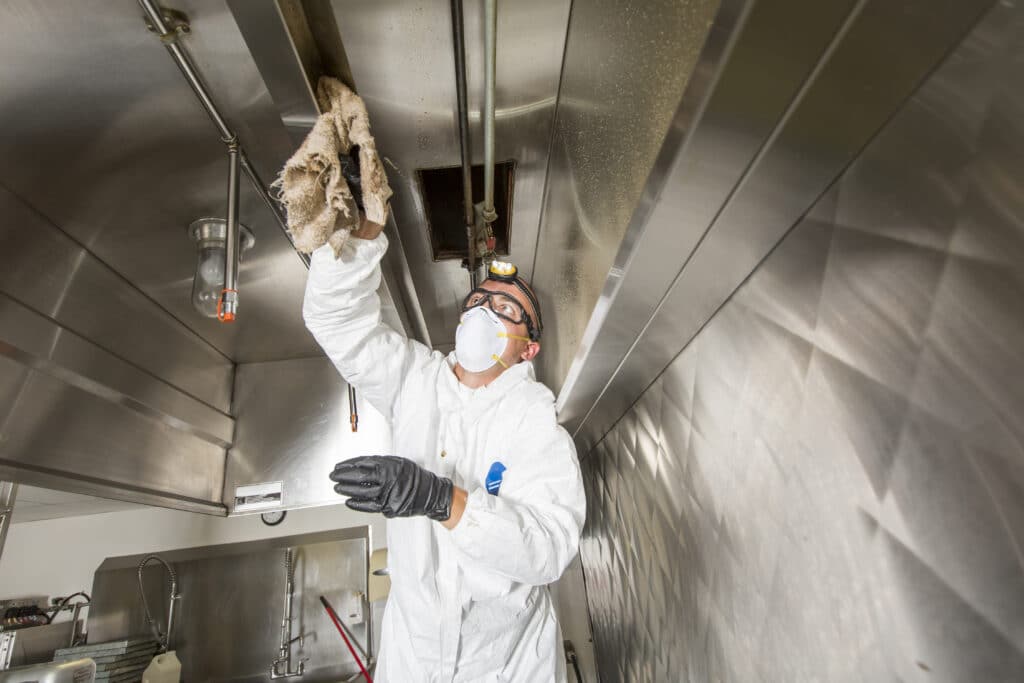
[339,144,364,210]
[330,455,453,521]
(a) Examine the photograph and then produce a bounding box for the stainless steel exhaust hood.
[1,0,989,520]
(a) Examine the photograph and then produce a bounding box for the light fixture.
[187,218,255,319]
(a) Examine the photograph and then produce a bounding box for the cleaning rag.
[274,77,392,258]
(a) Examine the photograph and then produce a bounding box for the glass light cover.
[191,241,226,318]
[188,218,254,319]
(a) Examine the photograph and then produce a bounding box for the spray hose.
[319,596,372,683]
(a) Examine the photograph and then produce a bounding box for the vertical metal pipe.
[481,0,498,226]
[451,0,477,287]
[220,143,241,322]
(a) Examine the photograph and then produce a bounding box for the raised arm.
[302,225,432,420]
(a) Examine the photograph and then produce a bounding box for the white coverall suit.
[303,233,586,682]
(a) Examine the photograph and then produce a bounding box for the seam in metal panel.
[0,340,233,448]
[0,461,227,515]
[0,180,235,368]
[529,0,576,281]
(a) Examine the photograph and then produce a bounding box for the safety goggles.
[461,288,540,341]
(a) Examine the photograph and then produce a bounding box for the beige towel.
[274,77,393,257]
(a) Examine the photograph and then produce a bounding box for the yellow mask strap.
[491,354,509,369]
[498,332,532,343]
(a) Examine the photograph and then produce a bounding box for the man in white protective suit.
[303,214,586,682]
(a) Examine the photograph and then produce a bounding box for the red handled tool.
[319,595,372,683]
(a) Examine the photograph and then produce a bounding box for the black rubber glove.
[330,455,453,521]
[339,145,364,210]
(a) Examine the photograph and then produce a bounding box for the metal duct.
[578,0,1023,679]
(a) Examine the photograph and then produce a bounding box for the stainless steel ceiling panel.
[0,185,233,411]
[329,0,571,352]
[225,356,391,513]
[570,0,995,452]
[0,0,319,363]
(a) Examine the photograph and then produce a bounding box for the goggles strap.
[510,279,542,335]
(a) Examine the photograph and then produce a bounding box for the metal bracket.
[0,632,16,671]
[144,7,191,43]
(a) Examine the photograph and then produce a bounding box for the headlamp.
[482,261,543,340]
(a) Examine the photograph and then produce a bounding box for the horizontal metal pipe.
[138,0,308,269]
[138,0,234,142]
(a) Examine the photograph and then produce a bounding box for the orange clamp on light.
[216,288,238,323]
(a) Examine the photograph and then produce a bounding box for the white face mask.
[455,306,511,373]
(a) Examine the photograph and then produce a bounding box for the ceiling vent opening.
[417,161,516,261]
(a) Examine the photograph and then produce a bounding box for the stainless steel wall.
[88,529,371,683]
[578,2,1024,680]
[531,0,722,392]
[224,357,391,513]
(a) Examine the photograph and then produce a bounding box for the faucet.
[271,548,305,678]
[137,555,180,652]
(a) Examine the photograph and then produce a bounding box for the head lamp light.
[477,261,543,341]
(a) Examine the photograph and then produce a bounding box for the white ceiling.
[11,486,144,524]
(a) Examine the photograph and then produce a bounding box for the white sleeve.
[302,234,432,421]
[448,405,586,586]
